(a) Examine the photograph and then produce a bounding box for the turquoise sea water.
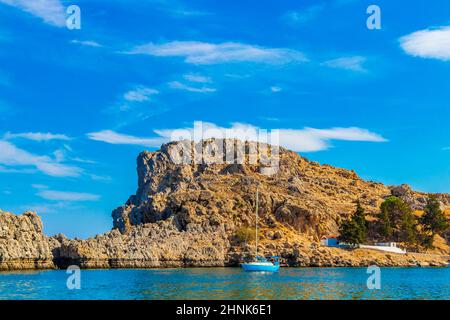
[0,267,449,300]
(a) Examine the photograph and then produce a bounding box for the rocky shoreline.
[0,210,448,271]
[1,139,449,271]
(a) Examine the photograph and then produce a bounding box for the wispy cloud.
[70,40,103,48]
[4,131,71,141]
[105,86,166,128]
[321,56,367,72]
[270,86,282,93]
[17,201,76,214]
[168,73,216,93]
[399,26,450,61]
[0,165,36,174]
[183,74,212,83]
[0,0,66,27]
[0,140,82,177]
[157,122,387,152]
[89,122,387,152]
[126,41,308,65]
[31,184,48,189]
[36,189,100,202]
[123,87,159,102]
[89,174,112,182]
[168,81,216,93]
[87,130,166,147]
[283,4,325,25]
[260,116,281,122]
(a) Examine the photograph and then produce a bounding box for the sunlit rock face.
[0,210,54,270]
[1,139,449,270]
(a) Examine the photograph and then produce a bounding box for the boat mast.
[255,186,259,258]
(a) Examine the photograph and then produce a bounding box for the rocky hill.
[1,139,449,270]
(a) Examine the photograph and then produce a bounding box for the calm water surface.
[0,267,449,300]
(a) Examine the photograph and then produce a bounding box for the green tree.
[400,210,418,244]
[419,195,449,248]
[379,196,418,244]
[339,201,368,245]
[420,195,449,235]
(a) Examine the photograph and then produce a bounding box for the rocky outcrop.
[390,184,450,211]
[0,210,54,270]
[50,220,228,268]
[51,139,450,268]
[1,139,449,270]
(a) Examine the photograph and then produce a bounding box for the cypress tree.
[339,201,367,245]
[379,196,418,244]
[419,195,449,248]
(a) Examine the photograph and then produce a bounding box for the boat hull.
[241,263,280,272]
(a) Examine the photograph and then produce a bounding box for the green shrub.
[235,227,256,243]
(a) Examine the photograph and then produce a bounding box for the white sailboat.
[240,187,280,272]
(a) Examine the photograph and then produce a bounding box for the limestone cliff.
[0,210,54,270]
[1,139,449,270]
[51,139,450,268]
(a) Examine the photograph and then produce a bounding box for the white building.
[359,242,406,254]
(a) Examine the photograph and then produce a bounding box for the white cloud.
[260,116,281,122]
[53,149,65,162]
[156,122,386,152]
[87,130,166,147]
[270,86,282,93]
[17,201,71,214]
[89,174,112,182]
[92,122,386,152]
[70,40,103,48]
[126,41,308,65]
[0,0,66,27]
[4,131,71,141]
[123,87,159,102]
[168,81,216,93]
[0,165,36,174]
[183,74,212,83]
[399,26,450,61]
[31,184,48,189]
[0,140,82,177]
[283,4,325,25]
[105,86,167,127]
[322,56,367,72]
[305,127,387,141]
[36,189,100,202]
[71,157,96,164]
[278,127,386,152]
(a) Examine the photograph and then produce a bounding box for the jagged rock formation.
[50,221,228,268]
[1,139,449,270]
[0,210,54,270]
[51,139,449,268]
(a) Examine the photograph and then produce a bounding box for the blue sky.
[0,0,449,238]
